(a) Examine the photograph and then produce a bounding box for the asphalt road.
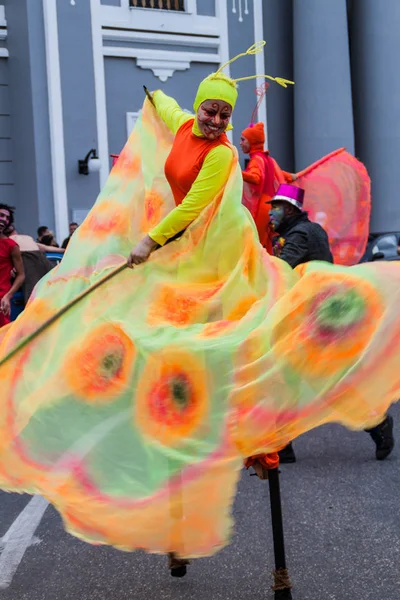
[1,404,400,600]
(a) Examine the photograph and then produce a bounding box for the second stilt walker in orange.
[240,83,296,254]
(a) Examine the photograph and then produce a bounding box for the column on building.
[292,0,355,170]
[351,0,400,234]
[4,0,54,236]
[262,0,295,172]
[57,0,100,224]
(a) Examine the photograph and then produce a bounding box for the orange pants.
[245,453,280,470]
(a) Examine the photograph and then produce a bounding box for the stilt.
[168,469,189,577]
[267,468,293,600]
[168,552,189,578]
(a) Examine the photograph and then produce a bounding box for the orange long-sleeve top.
[242,153,294,187]
[149,91,234,246]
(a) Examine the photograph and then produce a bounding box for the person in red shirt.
[0,204,25,328]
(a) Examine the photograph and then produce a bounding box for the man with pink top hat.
[265,184,394,465]
[268,183,333,268]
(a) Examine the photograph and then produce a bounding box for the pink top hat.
[268,184,305,211]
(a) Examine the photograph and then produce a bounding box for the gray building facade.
[1,0,400,241]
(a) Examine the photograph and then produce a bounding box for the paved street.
[1,404,399,600]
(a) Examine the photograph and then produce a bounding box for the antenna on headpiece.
[215,41,266,77]
[234,75,294,88]
[250,82,270,126]
[214,40,294,89]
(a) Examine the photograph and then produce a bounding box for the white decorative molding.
[102,23,220,82]
[90,0,110,187]
[42,0,69,243]
[232,0,249,23]
[185,0,197,14]
[103,47,220,82]
[137,57,190,82]
[253,0,268,147]
[102,29,219,51]
[99,0,221,84]
[0,48,8,58]
[100,3,218,36]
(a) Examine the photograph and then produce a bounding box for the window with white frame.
[129,0,185,10]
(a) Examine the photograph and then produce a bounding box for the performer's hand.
[127,235,158,268]
[0,293,11,318]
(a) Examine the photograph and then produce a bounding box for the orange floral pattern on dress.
[24,433,241,557]
[136,348,208,447]
[227,295,259,321]
[64,323,136,402]
[271,272,383,379]
[0,299,54,355]
[148,282,223,327]
[111,142,140,179]
[141,190,165,233]
[0,360,18,452]
[78,201,131,240]
[199,320,235,338]
[229,332,274,417]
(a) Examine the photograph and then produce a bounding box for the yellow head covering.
[193,42,294,114]
[193,72,238,112]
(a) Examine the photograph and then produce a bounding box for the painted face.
[269,203,285,230]
[240,135,250,154]
[0,208,11,234]
[197,100,232,140]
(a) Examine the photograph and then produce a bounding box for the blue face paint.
[269,205,285,229]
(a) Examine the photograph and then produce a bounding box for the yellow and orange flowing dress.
[0,92,399,560]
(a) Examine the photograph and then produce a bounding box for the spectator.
[37,225,50,242]
[7,226,65,255]
[0,204,25,328]
[62,222,78,249]
[7,226,57,304]
[40,232,60,248]
[37,226,59,247]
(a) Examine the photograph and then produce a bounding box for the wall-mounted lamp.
[78,148,101,175]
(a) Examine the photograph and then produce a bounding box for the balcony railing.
[129,0,185,10]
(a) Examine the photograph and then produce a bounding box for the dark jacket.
[62,236,71,249]
[277,212,333,268]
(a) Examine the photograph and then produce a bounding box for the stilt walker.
[0,39,399,600]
